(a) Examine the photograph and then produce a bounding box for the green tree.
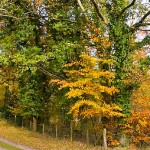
[0,0,84,126]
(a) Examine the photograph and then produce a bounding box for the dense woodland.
[0,0,150,148]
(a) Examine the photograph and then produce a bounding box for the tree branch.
[90,0,108,24]
[77,0,89,22]
[0,8,8,12]
[131,11,150,31]
[0,14,20,20]
[138,29,150,31]
[119,0,136,17]
[137,23,150,27]
[36,65,63,80]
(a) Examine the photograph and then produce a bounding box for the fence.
[0,112,107,146]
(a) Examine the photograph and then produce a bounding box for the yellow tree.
[51,51,125,146]
[51,51,124,123]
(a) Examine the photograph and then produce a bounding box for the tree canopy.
[0,0,150,148]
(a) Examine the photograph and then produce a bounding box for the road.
[0,137,38,150]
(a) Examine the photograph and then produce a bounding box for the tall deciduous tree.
[76,0,150,115]
[51,51,124,122]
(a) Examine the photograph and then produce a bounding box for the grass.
[0,119,102,150]
[0,141,22,150]
[0,119,149,150]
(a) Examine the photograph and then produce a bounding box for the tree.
[124,74,150,147]
[76,0,150,115]
[0,0,85,128]
[51,51,124,145]
[0,0,149,147]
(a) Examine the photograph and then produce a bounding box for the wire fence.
[2,112,149,149]
[0,112,103,146]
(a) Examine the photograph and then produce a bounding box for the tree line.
[0,0,150,148]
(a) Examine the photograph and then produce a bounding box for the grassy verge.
[0,141,22,150]
[0,119,147,150]
[0,119,101,150]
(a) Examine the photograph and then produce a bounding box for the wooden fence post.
[56,124,58,139]
[14,115,16,123]
[42,124,45,135]
[33,117,37,132]
[70,121,73,142]
[86,127,90,145]
[103,128,107,150]
[22,119,23,128]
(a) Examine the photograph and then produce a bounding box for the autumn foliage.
[124,75,150,146]
[51,52,124,120]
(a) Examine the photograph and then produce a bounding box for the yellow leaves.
[66,89,83,99]
[90,25,101,34]
[138,120,148,128]
[102,86,119,95]
[102,103,124,118]
[109,140,120,147]
[64,83,119,99]
[90,71,115,79]
[3,83,9,87]
[125,80,150,144]
[100,37,112,48]
[68,100,124,119]
[50,79,68,88]
[50,79,60,84]
[87,25,112,49]
[64,61,85,68]
[92,37,100,43]
[68,100,101,118]
[50,52,123,120]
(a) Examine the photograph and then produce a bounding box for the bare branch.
[138,29,150,31]
[131,11,150,31]
[37,65,63,79]
[90,0,108,24]
[119,0,136,17]
[137,23,150,27]
[138,11,150,24]
[77,0,89,22]
[0,14,20,20]
[0,8,8,12]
